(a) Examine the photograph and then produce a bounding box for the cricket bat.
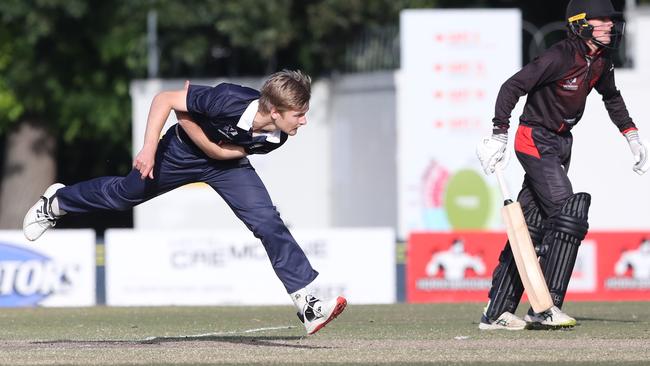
[495,165,553,313]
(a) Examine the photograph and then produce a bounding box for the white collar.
[236,100,281,143]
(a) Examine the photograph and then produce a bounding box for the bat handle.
[494,163,513,204]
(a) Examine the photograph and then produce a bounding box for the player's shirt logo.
[217,125,240,140]
[561,77,579,91]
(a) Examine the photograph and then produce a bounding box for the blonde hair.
[258,70,311,114]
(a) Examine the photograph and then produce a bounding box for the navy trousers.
[56,124,318,293]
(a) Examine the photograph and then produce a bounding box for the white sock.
[50,197,66,217]
[290,287,310,312]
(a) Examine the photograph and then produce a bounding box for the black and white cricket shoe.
[524,306,576,329]
[479,311,526,330]
[23,183,65,241]
[296,295,347,335]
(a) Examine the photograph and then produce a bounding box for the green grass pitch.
[1,302,649,365]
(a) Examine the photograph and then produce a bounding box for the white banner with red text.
[397,9,524,239]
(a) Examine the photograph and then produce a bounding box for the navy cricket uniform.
[56,83,318,293]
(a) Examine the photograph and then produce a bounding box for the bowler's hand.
[476,133,508,175]
[133,145,156,179]
[625,130,650,175]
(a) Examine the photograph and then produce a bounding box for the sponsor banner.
[407,231,650,303]
[398,9,523,239]
[407,232,500,303]
[571,232,650,301]
[0,230,96,307]
[105,228,395,306]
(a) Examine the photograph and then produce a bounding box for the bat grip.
[494,164,513,204]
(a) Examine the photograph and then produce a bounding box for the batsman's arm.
[596,67,649,174]
[493,48,566,133]
[176,112,247,160]
[595,60,635,132]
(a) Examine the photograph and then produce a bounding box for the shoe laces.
[496,312,518,326]
[302,295,325,322]
[540,308,556,321]
[36,196,58,224]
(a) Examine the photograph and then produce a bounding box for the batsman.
[476,0,649,330]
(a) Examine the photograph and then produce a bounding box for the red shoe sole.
[308,296,347,335]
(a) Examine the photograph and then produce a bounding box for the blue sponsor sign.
[0,242,62,307]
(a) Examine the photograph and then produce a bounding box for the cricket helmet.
[566,0,625,49]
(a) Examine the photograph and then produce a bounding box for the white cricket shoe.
[23,183,65,241]
[479,311,526,330]
[524,306,576,328]
[297,295,347,335]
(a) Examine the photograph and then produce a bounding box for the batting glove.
[476,133,508,175]
[624,130,650,175]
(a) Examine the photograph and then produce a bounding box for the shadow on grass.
[524,316,638,330]
[32,335,328,349]
[574,316,638,323]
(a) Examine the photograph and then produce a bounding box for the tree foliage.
[0,0,601,230]
[1,0,441,173]
[0,0,146,143]
[0,0,582,200]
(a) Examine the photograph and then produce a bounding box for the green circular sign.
[444,169,491,229]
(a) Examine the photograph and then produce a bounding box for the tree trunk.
[0,121,56,229]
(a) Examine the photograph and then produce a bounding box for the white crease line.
[242,326,296,334]
[142,325,296,342]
